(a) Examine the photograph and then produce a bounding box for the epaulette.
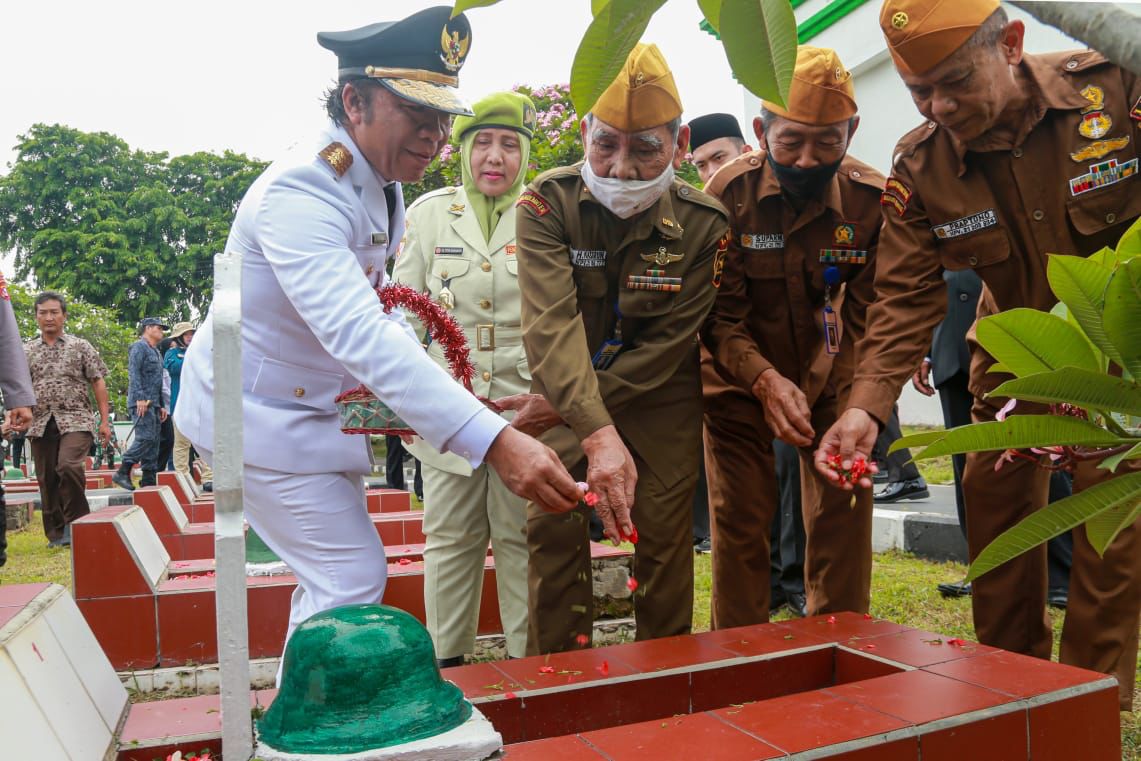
[406,184,461,213]
[1050,49,1109,75]
[839,156,886,191]
[530,163,582,190]
[673,178,728,218]
[891,119,939,169]
[703,149,764,200]
[318,142,353,177]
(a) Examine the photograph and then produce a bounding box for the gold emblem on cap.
[318,142,353,177]
[440,25,471,73]
[891,11,909,29]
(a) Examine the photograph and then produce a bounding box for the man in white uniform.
[176,6,581,650]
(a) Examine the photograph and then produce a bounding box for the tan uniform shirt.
[703,151,885,398]
[515,165,729,473]
[24,333,108,437]
[850,51,1141,424]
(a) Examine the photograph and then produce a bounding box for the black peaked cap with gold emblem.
[318,6,473,116]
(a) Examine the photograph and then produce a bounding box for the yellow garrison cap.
[880,0,1000,75]
[591,43,683,132]
[762,46,857,125]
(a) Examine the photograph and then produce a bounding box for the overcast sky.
[0,1,750,169]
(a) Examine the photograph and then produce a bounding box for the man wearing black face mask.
[700,46,885,623]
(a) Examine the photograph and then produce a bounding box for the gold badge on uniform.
[318,141,353,177]
[833,223,856,247]
[448,203,465,214]
[1079,85,1104,114]
[438,277,456,310]
[1070,136,1130,163]
[1078,111,1112,140]
[641,246,684,266]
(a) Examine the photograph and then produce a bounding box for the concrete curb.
[872,507,967,564]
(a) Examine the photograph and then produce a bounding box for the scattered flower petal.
[539,665,556,674]
[947,638,967,647]
[596,660,610,677]
[575,633,589,646]
[504,692,517,699]
[863,613,873,620]
[996,398,1017,422]
[627,577,638,592]
[827,615,837,624]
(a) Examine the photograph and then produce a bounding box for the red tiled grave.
[1028,686,1121,760]
[918,708,1029,761]
[923,648,1112,699]
[825,668,1015,725]
[580,711,785,761]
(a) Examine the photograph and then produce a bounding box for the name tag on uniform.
[435,246,464,256]
[371,232,389,246]
[932,210,998,239]
[571,249,607,268]
[740,233,783,250]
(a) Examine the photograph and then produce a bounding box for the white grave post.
[213,251,253,758]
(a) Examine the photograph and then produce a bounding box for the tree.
[0,124,266,324]
[452,0,797,117]
[7,283,136,417]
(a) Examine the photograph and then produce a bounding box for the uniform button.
[479,299,491,309]
[927,121,936,130]
[441,270,449,278]
[481,371,491,382]
[1032,209,1045,221]
[749,157,758,165]
[1106,212,1117,224]
[850,170,861,178]
[959,293,970,302]
[1012,147,1023,158]
[968,256,979,266]
[293,387,305,398]
[481,262,491,272]
[679,187,690,196]
[1065,59,1078,70]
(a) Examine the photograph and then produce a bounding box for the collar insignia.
[318,142,353,177]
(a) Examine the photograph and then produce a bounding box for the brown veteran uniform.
[516,46,730,654]
[702,47,885,625]
[849,0,1141,708]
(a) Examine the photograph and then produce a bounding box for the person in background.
[156,337,176,472]
[165,322,213,491]
[24,291,111,546]
[0,271,36,565]
[112,318,168,491]
[870,405,929,502]
[395,91,537,666]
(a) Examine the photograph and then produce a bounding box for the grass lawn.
[3,512,1136,757]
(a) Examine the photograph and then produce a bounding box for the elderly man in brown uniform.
[817,0,1141,709]
[512,43,730,653]
[702,47,885,625]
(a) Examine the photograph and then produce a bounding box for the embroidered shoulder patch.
[517,190,551,216]
[881,176,912,217]
[712,232,730,288]
[571,249,607,268]
[318,142,353,177]
[0,272,9,301]
[932,210,998,239]
[1131,95,1141,123]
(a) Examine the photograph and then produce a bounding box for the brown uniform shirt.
[702,151,885,398]
[515,164,729,474]
[850,51,1141,424]
[24,333,108,437]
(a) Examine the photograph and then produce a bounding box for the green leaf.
[1086,245,1119,269]
[905,416,1133,460]
[975,308,1100,377]
[888,429,950,455]
[1099,441,1141,472]
[1101,257,1141,378]
[592,0,610,15]
[697,0,724,32]
[1116,215,1141,261]
[966,471,1141,581]
[718,0,797,107]
[989,369,1141,417]
[1047,254,1122,368]
[451,0,505,15]
[1084,491,1141,556]
[569,0,669,117]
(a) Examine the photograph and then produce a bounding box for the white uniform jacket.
[393,185,532,476]
[176,122,506,475]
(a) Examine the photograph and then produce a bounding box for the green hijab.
[452,91,537,243]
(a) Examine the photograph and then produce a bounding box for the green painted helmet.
[257,604,472,754]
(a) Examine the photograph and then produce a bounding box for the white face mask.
[580,158,676,219]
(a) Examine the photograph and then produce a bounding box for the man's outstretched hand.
[582,425,636,544]
[494,393,564,437]
[813,407,879,490]
[485,425,582,513]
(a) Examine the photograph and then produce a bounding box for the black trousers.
[0,481,7,565]
[385,435,422,498]
[873,405,922,483]
[771,439,806,598]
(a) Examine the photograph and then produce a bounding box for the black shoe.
[111,468,135,491]
[769,589,788,614]
[1047,589,1068,610]
[937,580,972,598]
[202,481,213,493]
[872,470,890,484]
[786,592,808,617]
[874,478,930,503]
[436,655,465,669]
[139,470,157,488]
[694,537,711,555]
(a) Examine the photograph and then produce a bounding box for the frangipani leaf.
[1099,441,1141,472]
[1102,257,1141,378]
[698,0,724,32]
[451,0,504,16]
[718,0,797,107]
[975,308,1100,377]
[899,416,1132,460]
[888,429,951,454]
[989,369,1141,417]
[592,0,610,15]
[1085,496,1141,556]
[1116,215,1141,261]
[1047,254,1123,369]
[966,471,1141,581]
[569,0,668,116]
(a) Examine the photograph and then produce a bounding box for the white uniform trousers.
[422,461,529,658]
[199,448,386,665]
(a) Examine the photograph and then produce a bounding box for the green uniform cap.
[453,91,538,142]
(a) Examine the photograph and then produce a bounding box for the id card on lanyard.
[592,304,623,370]
[823,266,841,355]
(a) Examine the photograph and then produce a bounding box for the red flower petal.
[863,613,873,619]
[947,638,967,647]
[627,526,639,544]
[397,558,412,565]
[626,577,638,592]
[504,692,516,699]
[575,633,589,646]
[596,660,610,677]
[539,665,556,674]
[827,615,837,624]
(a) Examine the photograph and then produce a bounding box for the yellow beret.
[880,0,1000,75]
[762,46,857,125]
[591,43,683,132]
